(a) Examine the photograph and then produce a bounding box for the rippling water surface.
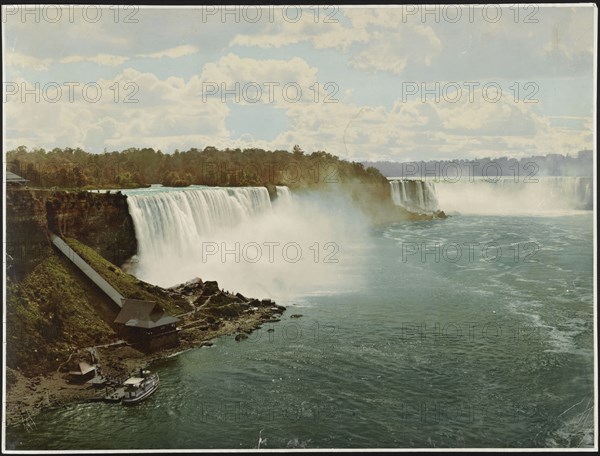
[7,213,594,449]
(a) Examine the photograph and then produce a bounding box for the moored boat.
[122,369,159,405]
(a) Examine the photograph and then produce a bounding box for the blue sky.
[2,4,596,161]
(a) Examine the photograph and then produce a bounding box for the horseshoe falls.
[390,177,592,215]
[433,177,593,215]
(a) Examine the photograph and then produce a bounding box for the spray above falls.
[433,176,593,215]
[123,185,370,300]
[389,176,592,215]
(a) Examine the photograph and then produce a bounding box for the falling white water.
[433,176,593,215]
[275,186,293,205]
[126,186,272,261]
[389,179,439,213]
[124,185,370,301]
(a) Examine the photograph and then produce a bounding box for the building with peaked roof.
[115,299,180,327]
[67,362,97,383]
[6,171,28,185]
[50,231,181,352]
[115,299,180,351]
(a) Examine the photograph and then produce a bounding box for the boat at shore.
[122,369,159,405]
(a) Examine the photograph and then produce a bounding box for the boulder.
[202,280,220,297]
[170,277,205,295]
[193,295,209,307]
[207,291,238,307]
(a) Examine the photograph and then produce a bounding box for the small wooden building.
[6,171,28,186]
[114,299,179,351]
[68,362,97,383]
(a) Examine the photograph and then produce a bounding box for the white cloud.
[14,46,198,72]
[542,7,595,58]
[230,19,369,51]
[59,53,129,66]
[230,7,442,76]
[6,52,53,71]
[3,6,594,160]
[49,45,200,69]
[4,64,593,160]
[198,53,320,105]
[256,89,592,161]
[90,53,130,66]
[4,69,230,153]
[137,45,199,59]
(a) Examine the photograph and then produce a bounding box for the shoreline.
[5,303,285,430]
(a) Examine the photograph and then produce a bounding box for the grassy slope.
[6,237,192,377]
[6,253,117,376]
[64,237,190,315]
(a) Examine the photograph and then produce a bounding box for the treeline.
[364,150,594,178]
[7,145,387,190]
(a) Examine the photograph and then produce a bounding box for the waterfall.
[390,179,439,213]
[122,184,370,298]
[275,186,293,205]
[126,186,272,262]
[434,176,593,214]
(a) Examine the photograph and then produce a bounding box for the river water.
[6,186,595,449]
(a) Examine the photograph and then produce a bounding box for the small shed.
[68,362,97,383]
[6,171,28,185]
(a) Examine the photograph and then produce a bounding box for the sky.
[2,4,596,162]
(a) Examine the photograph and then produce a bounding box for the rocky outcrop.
[5,188,52,280]
[5,188,141,374]
[265,184,277,201]
[169,277,286,320]
[44,190,137,265]
[6,188,137,280]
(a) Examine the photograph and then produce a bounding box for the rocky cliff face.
[5,188,52,280]
[6,188,137,279]
[45,190,137,266]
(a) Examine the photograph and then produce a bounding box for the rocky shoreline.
[5,277,285,429]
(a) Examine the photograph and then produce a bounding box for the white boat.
[122,369,159,405]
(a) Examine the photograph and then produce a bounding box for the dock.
[90,386,125,403]
[104,387,125,403]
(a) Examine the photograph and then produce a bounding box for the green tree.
[292,144,304,156]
